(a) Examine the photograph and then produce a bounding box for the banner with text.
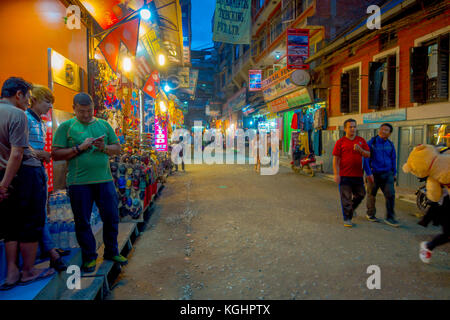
[249,70,262,91]
[286,29,309,70]
[154,116,168,151]
[212,0,251,44]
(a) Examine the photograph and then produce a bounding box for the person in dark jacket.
[419,187,449,264]
[363,123,399,227]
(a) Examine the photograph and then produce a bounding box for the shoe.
[366,215,378,222]
[82,260,97,273]
[419,241,432,263]
[50,257,68,272]
[344,220,353,227]
[104,254,128,266]
[55,248,71,257]
[385,217,400,227]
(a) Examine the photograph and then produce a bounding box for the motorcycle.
[291,146,317,177]
[416,184,430,214]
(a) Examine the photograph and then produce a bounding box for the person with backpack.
[363,123,400,227]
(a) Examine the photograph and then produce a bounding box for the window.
[282,0,295,23]
[270,12,283,42]
[369,54,396,110]
[302,0,313,11]
[410,33,449,103]
[340,68,359,113]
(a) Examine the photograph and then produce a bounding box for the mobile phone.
[93,134,106,142]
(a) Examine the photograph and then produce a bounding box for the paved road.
[106,162,449,300]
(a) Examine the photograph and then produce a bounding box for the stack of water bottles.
[47,190,102,251]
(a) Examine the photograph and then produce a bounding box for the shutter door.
[410,46,427,103]
[437,33,449,100]
[387,54,397,108]
[340,72,350,113]
[349,68,359,113]
[369,62,383,109]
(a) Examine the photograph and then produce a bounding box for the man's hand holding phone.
[92,135,106,151]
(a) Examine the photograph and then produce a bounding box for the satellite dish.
[290,70,310,86]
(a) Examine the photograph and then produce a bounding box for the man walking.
[52,93,127,273]
[0,77,54,290]
[364,123,400,227]
[333,119,370,227]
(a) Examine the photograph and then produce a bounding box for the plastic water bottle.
[68,221,78,248]
[60,221,70,250]
[49,221,60,248]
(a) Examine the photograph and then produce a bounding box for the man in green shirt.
[52,93,127,272]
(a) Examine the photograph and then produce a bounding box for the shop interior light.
[140,8,151,20]
[164,84,171,92]
[51,51,64,71]
[159,101,167,113]
[158,53,166,66]
[123,57,132,71]
[250,121,253,125]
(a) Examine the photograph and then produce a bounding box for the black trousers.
[339,176,366,220]
[427,195,450,251]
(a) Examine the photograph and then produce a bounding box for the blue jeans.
[40,172,55,254]
[68,181,119,262]
[366,171,396,219]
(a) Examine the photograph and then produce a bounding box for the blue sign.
[363,109,406,123]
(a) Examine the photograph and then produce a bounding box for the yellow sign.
[51,49,81,92]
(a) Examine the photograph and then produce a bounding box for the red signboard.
[286,29,309,70]
[41,111,53,192]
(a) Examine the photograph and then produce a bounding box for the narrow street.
[107,163,450,300]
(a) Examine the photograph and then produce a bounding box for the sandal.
[18,268,55,286]
[0,275,21,291]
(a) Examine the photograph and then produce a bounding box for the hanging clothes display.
[313,129,322,156]
[291,112,298,129]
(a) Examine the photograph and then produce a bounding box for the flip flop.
[0,274,21,291]
[18,268,55,286]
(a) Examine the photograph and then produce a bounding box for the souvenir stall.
[288,102,327,157]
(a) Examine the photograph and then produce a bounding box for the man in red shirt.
[333,119,370,227]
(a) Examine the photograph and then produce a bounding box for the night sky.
[190,0,215,50]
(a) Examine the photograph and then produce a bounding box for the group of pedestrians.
[0,77,127,291]
[333,118,449,263]
[333,119,399,228]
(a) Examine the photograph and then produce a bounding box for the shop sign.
[178,67,190,88]
[268,96,288,113]
[143,94,155,135]
[268,88,312,113]
[243,107,255,116]
[50,49,81,92]
[212,0,251,44]
[180,69,199,96]
[262,67,298,102]
[363,109,406,123]
[154,116,168,151]
[286,29,309,70]
[249,70,262,91]
[182,4,191,64]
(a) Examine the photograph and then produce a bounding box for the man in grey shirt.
[0,77,54,290]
